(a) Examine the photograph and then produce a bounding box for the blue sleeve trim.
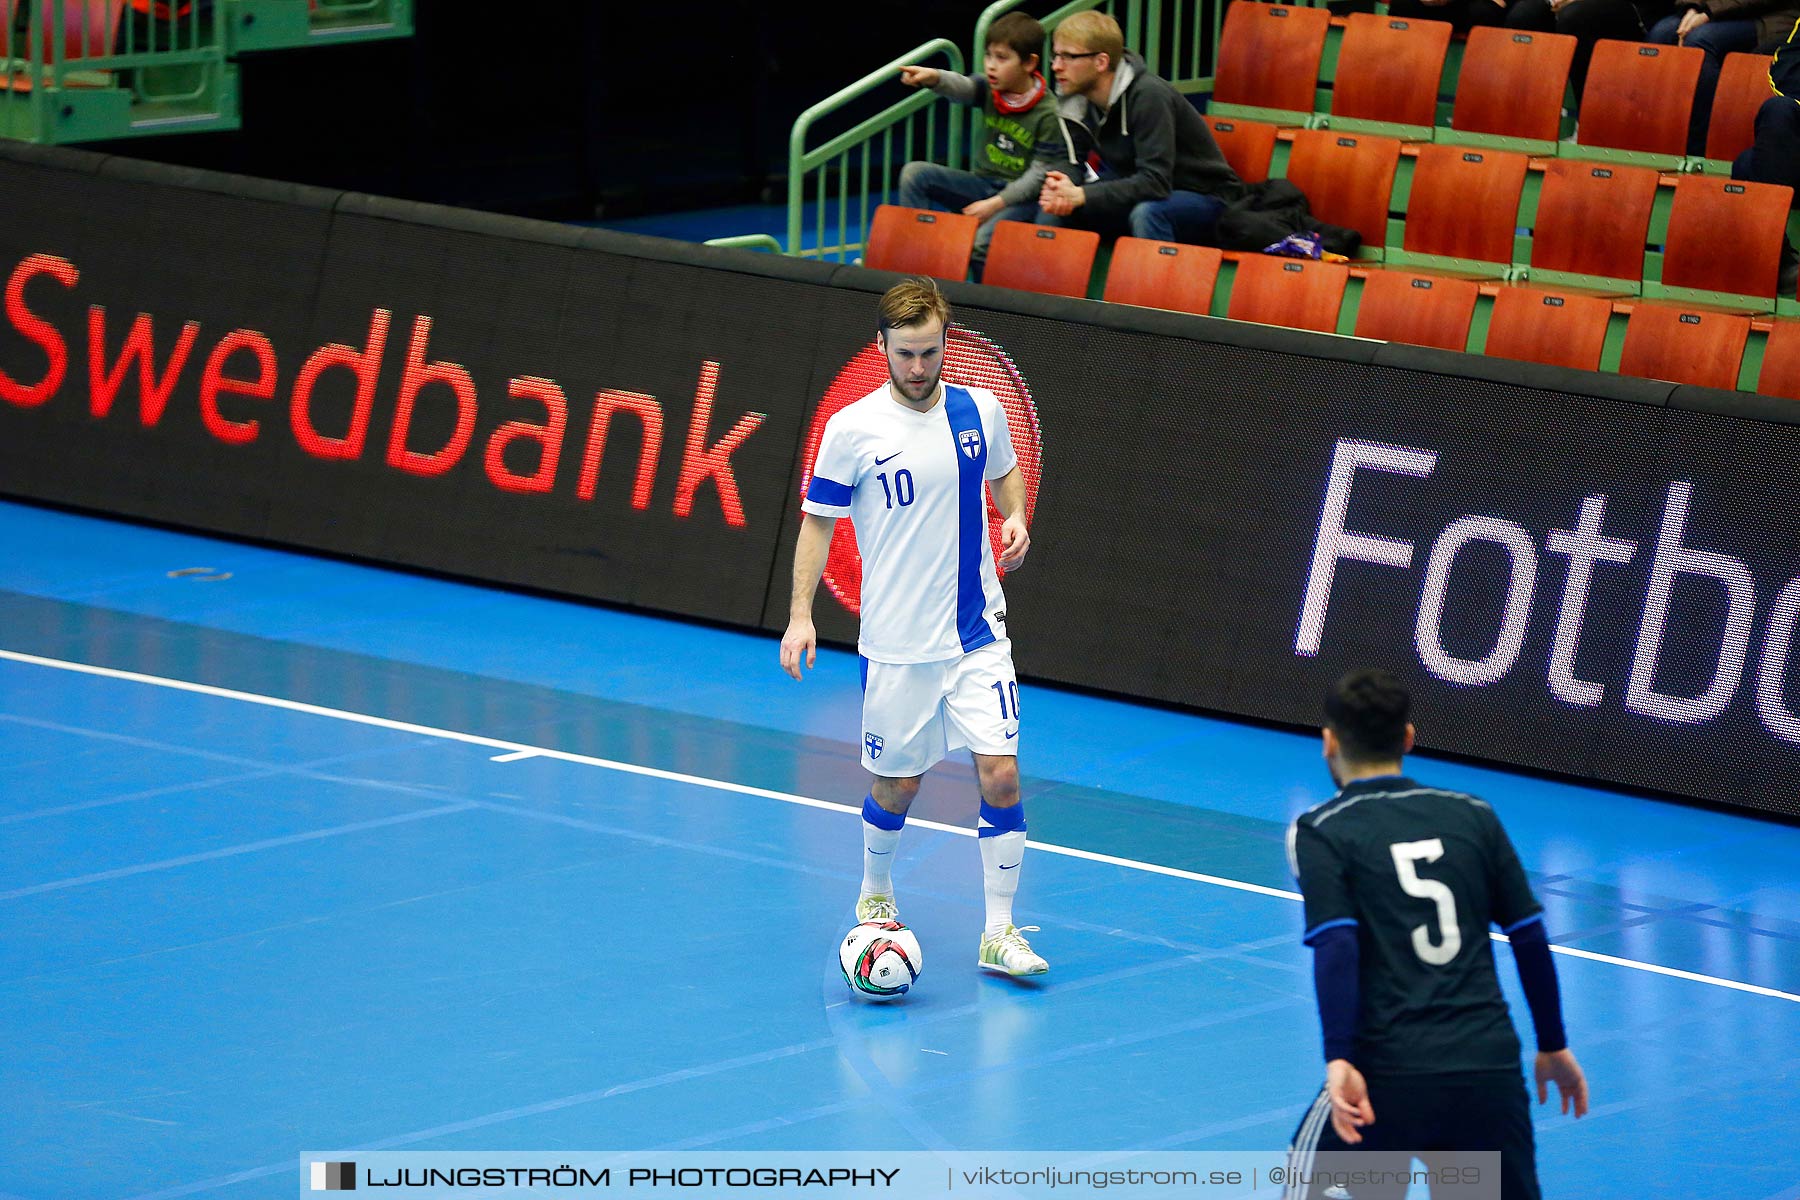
[806,476,854,507]
[1303,917,1358,945]
[1502,912,1545,935]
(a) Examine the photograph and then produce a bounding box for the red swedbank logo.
[803,326,1044,615]
[0,251,766,525]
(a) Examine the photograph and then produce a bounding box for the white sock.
[980,829,1026,937]
[861,820,902,897]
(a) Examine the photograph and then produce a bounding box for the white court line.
[3,647,1797,1005]
[490,750,539,763]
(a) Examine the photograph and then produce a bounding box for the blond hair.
[877,277,952,335]
[1056,10,1124,66]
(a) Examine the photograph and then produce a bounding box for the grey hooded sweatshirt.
[1049,51,1244,221]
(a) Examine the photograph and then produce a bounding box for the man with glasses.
[1036,11,1243,245]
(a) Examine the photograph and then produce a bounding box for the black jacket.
[1215,179,1363,257]
[1047,51,1244,219]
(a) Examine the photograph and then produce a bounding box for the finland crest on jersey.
[803,383,1019,664]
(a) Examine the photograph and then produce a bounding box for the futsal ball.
[839,920,923,1001]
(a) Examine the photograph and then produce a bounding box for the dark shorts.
[1285,1072,1539,1200]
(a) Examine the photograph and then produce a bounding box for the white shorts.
[859,639,1021,777]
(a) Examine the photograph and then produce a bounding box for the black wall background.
[84,1,1000,220]
[5,144,1800,819]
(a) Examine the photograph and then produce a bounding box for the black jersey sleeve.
[1483,805,1543,931]
[1293,819,1358,944]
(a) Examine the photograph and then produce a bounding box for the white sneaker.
[979,924,1048,976]
[856,893,899,923]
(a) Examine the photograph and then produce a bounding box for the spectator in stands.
[895,12,1060,280]
[1648,0,1800,155]
[1734,26,1800,292]
[1034,11,1243,245]
[1505,0,1667,102]
[1386,0,1507,34]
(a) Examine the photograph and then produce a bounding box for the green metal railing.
[787,38,965,263]
[226,0,413,53]
[704,234,784,254]
[775,0,1236,260]
[1,0,410,142]
[1,0,234,142]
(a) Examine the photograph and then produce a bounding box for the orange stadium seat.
[1401,144,1529,267]
[863,205,978,280]
[1705,52,1777,166]
[1755,319,1800,400]
[1527,159,1658,286]
[1618,303,1749,388]
[1211,2,1332,119]
[1572,40,1703,160]
[1483,286,1614,370]
[1352,271,1479,351]
[1226,255,1350,333]
[1659,174,1793,300]
[1328,12,1453,132]
[1207,116,1279,183]
[1283,128,1402,252]
[1102,238,1223,315]
[1447,27,1577,147]
[983,221,1100,298]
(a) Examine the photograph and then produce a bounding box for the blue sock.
[978,798,1025,837]
[864,794,906,832]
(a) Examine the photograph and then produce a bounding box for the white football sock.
[980,829,1026,937]
[862,820,902,897]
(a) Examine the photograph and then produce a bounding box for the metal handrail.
[12,0,222,85]
[704,234,783,254]
[739,0,1234,258]
[787,37,963,260]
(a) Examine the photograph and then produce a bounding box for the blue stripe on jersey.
[805,475,853,506]
[944,386,995,654]
[1502,912,1545,935]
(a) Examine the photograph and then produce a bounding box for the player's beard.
[889,363,940,404]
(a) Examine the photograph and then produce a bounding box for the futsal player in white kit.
[779,278,1047,976]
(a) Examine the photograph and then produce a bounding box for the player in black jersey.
[1285,669,1588,1200]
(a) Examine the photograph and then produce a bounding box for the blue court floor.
[0,499,1796,1200]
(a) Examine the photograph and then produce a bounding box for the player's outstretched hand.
[1535,1049,1589,1118]
[898,65,940,88]
[998,514,1030,572]
[1326,1059,1375,1144]
[780,618,818,682]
